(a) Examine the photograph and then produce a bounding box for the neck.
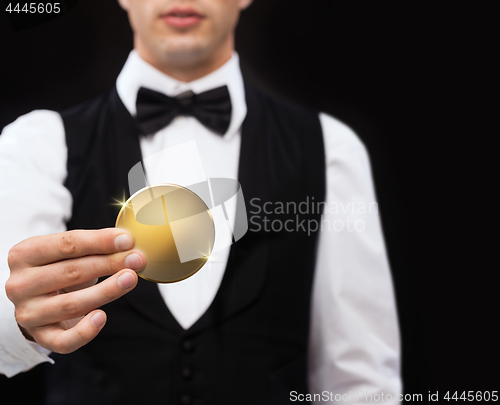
[134,38,234,83]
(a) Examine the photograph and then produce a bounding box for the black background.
[0,0,497,402]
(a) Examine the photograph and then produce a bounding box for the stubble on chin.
[155,34,213,65]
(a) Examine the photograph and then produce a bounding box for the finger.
[33,309,107,354]
[22,249,145,296]
[18,269,138,328]
[61,278,99,294]
[9,228,135,267]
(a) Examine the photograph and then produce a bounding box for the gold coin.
[115,184,215,283]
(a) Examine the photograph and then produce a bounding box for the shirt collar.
[116,50,247,141]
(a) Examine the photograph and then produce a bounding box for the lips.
[161,7,205,29]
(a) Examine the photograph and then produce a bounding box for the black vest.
[44,83,325,405]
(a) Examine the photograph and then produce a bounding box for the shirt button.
[181,366,194,381]
[179,394,192,405]
[182,340,194,354]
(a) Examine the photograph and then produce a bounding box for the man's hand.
[5,228,146,354]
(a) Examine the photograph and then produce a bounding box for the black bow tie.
[135,85,232,136]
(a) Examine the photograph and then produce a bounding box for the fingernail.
[117,272,135,290]
[114,234,133,251]
[91,312,105,328]
[124,253,143,270]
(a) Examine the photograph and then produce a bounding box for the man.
[0,0,401,403]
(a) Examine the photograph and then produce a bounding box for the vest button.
[182,340,194,353]
[181,366,194,381]
[179,394,192,405]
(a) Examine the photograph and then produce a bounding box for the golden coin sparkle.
[115,184,215,283]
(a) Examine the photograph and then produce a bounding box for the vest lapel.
[124,277,184,334]
[187,84,271,335]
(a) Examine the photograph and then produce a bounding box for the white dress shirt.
[0,51,401,403]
